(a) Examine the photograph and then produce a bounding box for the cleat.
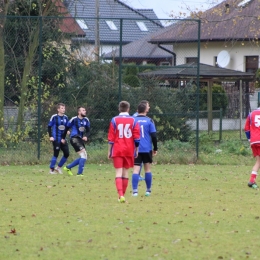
[139,175,145,181]
[63,166,73,176]
[55,167,63,174]
[145,191,151,197]
[119,196,126,203]
[77,174,84,176]
[248,182,258,189]
[132,193,138,197]
[49,169,56,174]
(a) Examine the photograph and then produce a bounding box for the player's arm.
[244,114,251,141]
[151,132,158,155]
[48,120,54,141]
[82,125,90,141]
[133,121,140,158]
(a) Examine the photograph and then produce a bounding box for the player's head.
[57,103,65,115]
[139,100,150,113]
[77,106,86,117]
[137,102,148,114]
[119,101,130,113]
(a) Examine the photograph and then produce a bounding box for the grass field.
[1,163,260,260]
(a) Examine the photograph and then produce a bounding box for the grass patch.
[0,164,259,259]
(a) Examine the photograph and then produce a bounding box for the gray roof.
[139,62,255,80]
[104,28,173,59]
[64,0,163,44]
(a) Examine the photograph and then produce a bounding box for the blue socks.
[50,156,57,169]
[145,172,152,192]
[66,158,80,169]
[78,158,86,174]
[58,156,67,168]
[132,173,139,193]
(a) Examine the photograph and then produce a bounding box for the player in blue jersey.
[132,102,157,196]
[48,103,70,174]
[132,100,150,181]
[63,106,90,176]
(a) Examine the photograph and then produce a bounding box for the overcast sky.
[122,0,224,19]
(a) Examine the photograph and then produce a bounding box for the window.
[186,57,198,63]
[76,19,88,30]
[136,21,148,32]
[245,56,259,73]
[106,20,118,30]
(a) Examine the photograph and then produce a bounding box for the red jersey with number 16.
[245,108,260,145]
[108,113,140,157]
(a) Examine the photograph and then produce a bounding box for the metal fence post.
[37,16,43,160]
[219,108,222,141]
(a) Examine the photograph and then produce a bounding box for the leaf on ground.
[9,228,16,234]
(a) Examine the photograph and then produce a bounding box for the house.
[63,0,164,60]
[148,0,260,74]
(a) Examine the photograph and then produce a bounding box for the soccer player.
[48,103,69,174]
[132,102,158,196]
[63,106,90,176]
[108,101,140,203]
[132,100,151,181]
[245,107,260,189]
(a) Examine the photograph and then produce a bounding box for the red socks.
[115,177,129,197]
[249,172,257,183]
[115,178,123,197]
[122,177,129,195]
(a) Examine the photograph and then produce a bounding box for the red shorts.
[112,156,134,169]
[251,143,260,157]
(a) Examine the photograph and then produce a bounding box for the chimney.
[225,4,230,13]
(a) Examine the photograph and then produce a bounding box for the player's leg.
[138,163,145,181]
[143,151,153,196]
[132,165,140,196]
[63,137,81,175]
[55,142,69,174]
[49,142,60,174]
[77,149,87,176]
[120,157,133,201]
[248,145,260,188]
[132,154,142,196]
[114,157,125,201]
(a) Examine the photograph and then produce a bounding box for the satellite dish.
[217,50,230,68]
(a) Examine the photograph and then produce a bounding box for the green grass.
[1,164,260,259]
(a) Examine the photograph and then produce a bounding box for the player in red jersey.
[108,101,140,202]
[244,108,260,189]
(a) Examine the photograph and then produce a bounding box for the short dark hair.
[77,106,85,113]
[137,102,147,113]
[119,101,130,112]
[139,100,149,105]
[57,103,65,109]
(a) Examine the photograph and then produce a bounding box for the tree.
[4,0,67,130]
[0,0,10,133]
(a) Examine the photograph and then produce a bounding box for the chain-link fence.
[0,12,255,163]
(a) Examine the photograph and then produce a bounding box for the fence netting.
[0,15,254,162]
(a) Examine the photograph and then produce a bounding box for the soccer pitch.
[1,164,259,259]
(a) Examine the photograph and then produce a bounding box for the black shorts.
[70,137,85,153]
[52,140,69,157]
[134,151,153,165]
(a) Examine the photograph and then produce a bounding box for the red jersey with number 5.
[108,113,140,157]
[245,108,260,145]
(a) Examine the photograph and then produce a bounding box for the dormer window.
[76,19,88,30]
[106,20,118,30]
[136,21,148,32]
[238,0,251,7]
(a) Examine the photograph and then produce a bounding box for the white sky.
[122,0,224,19]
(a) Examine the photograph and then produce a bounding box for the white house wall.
[173,41,260,71]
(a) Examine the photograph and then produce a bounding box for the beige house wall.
[172,41,260,71]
